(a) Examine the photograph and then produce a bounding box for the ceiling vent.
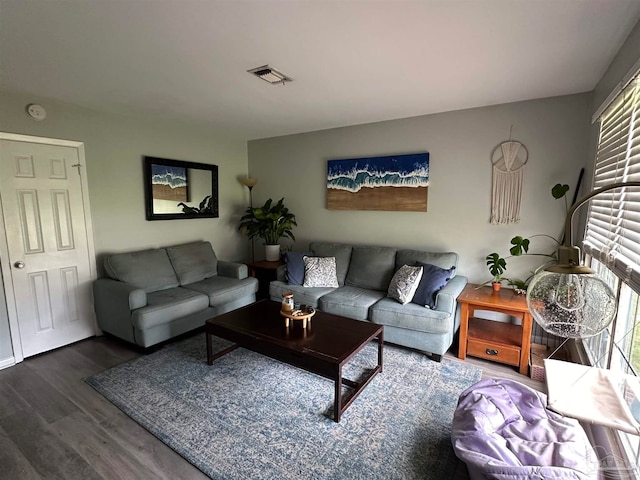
[248,65,292,85]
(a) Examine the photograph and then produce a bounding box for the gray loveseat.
[93,241,258,348]
[269,242,467,361]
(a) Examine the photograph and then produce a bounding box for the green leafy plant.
[480,183,571,289]
[238,198,297,245]
[486,253,507,283]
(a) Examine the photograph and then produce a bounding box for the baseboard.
[0,356,15,370]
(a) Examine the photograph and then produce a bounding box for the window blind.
[583,75,640,292]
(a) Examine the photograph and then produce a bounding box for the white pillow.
[388,265,424,305]
[303,256,339,287]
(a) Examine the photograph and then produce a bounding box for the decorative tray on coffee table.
[280,308,315,328]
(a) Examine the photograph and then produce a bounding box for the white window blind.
[583,75,640,293]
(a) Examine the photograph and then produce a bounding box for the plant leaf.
[552,183,570,199]
[509,236,530,256]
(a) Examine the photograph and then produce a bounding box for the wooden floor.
[0,334,544,480]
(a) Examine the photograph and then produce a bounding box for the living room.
[2,1,640,478]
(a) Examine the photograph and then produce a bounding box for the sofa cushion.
[184,276,258,307]
[270,281,336,308]
[412,262,455,308]
[104,248,179,293]
[318,286,386,321]
[303,256,339,287]
[396,249,458,276]
[370,298,452,334]
[284,251,312,285]
[166,241,218,285]
[309,242,353,286]
[388,265,424,305]
[345,246,397,291]
[131,287,209,330]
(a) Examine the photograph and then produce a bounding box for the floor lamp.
[525,181,640,437]
[239,177,258,262]
[526,181,640,339]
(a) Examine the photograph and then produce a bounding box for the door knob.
[14,261,25,269]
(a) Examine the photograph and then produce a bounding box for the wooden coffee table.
[205,300,384,422]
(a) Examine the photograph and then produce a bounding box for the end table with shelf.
[248,260,283,300]
[457,283,533,375]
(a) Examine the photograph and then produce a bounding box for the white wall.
[0,91,250,260]
[248,94,591,285]
[0,90,251,362]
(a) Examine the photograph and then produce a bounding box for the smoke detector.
[247,65,292,85]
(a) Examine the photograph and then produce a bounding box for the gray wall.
[0,90,251,362]
[584,18,640,196]
[248,94,591,285]
[592,19,640,116]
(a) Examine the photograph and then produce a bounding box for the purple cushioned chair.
[452,378,598,479]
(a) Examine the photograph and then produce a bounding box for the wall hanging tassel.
[490,133,528,224]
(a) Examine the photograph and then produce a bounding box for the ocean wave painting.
[327,153,429,193]
[327,153,429,212]
[151,165,188,189]
[151,164,189,202]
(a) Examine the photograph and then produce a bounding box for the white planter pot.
[265,244,280,262]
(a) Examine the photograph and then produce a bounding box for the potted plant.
[238,198,297,261]
[486,253,507,292]
[480,183,573,293]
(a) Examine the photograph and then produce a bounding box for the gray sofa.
[93,241,258,348]
[269,242,467,361]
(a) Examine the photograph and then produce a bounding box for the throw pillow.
[284,251,312,285]
[388,264,424,305]
[303,256,339,288]
[411,262,455,309]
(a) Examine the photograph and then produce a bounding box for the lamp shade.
[526,271,616,338]
[239,177,257,188]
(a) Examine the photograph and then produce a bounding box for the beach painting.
[151,164,189,202]
[327,152,429,211]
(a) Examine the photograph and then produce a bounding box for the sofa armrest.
[434,275,468,313]
[93,278,147,342]
[94,278,147,310]
[217,261,248,279]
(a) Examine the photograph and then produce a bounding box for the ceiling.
[2,0,640,141]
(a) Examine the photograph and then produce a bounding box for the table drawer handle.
[486,349,499,356]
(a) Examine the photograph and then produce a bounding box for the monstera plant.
[239,198,297,261]
[481,183,571,292]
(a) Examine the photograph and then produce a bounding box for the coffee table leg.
[378,331,384,373]
[206,331,213,365]
[334,367,342,423]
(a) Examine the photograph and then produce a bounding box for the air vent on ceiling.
[247,65,292,85]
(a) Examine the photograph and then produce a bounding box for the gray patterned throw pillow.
[388,265,424,305]
[303,256,339,287]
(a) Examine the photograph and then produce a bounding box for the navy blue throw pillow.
[411,262,455,308]
[285,251,312,285]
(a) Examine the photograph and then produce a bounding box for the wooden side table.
[457,284,533,375]
[248,260,283,300]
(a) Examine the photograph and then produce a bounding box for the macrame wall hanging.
[490,129,528,224]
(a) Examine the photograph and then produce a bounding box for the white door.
[0,138,96,358]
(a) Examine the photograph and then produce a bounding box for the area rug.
[86,333,482,479]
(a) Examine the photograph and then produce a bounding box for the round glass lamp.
[524,181,640,339]
[526,270,616,338]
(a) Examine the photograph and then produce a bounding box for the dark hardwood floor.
[0,334,544,479]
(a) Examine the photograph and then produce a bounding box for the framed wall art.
[326,152,429,212]
[143,156,219,220]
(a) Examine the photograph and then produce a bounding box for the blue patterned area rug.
[86,333,481,480]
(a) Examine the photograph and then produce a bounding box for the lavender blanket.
[451,378,598,479]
